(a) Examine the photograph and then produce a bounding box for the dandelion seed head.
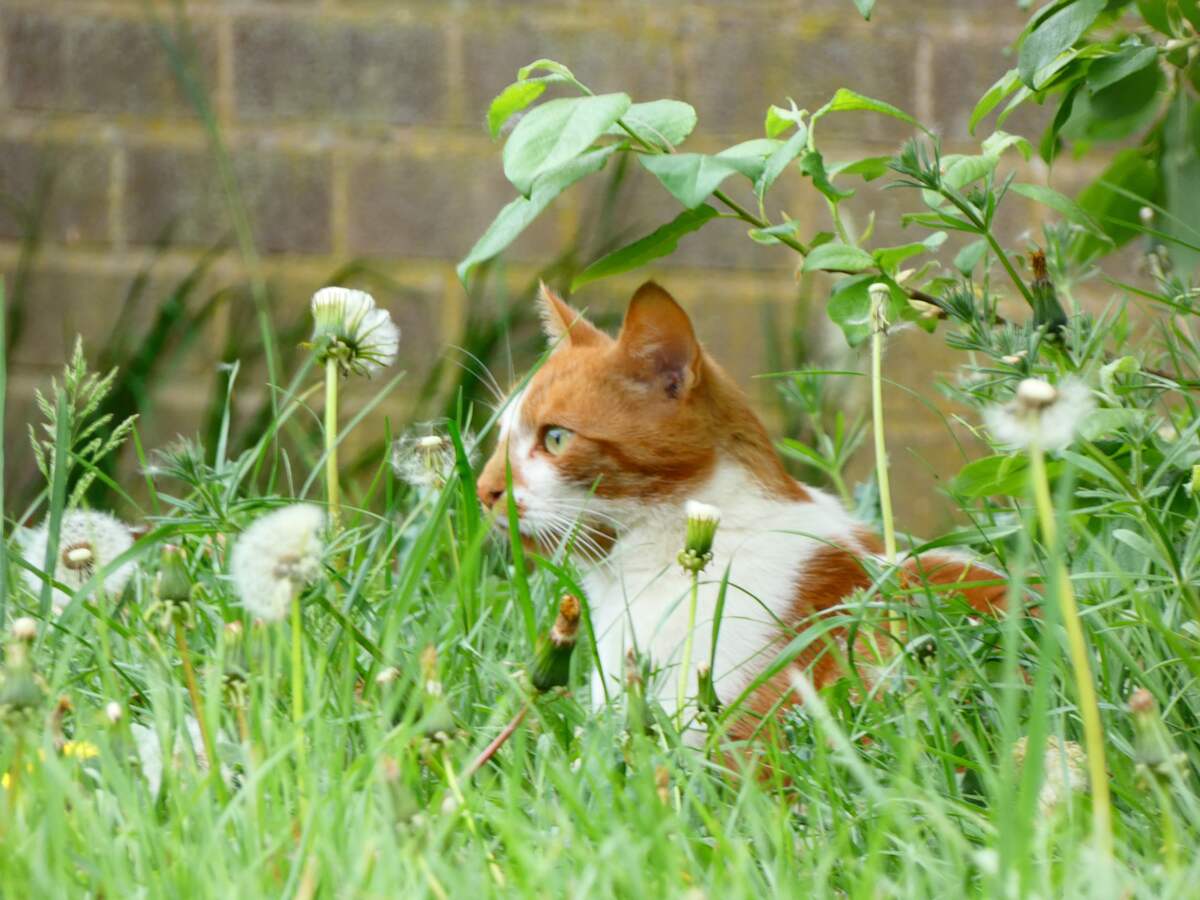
[19,510,136,615]
[392,424,477,492]
[983,377,1093,452]
[230,504,325,623]
[310,286,400,376]
[11,617,38,642]
[1012,735,1088,814]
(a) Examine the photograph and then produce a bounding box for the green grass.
[2,284,1200,897]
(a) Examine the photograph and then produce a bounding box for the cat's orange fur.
[477,281,1009,740]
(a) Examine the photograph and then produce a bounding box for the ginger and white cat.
[476,281,1005,739]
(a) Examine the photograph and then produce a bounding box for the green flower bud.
[679,501,720,574]
[531,595,581,693]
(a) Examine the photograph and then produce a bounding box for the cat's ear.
[617,282,701,399]
[537,282,605,347]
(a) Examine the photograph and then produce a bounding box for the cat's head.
[475,281,798,556]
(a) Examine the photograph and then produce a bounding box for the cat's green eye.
[543,427,573,456]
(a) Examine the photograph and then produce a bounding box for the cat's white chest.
[580,468,856,718]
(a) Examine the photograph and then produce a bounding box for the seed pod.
[696,663,720,717]
[531,595,581,693]
[1029,249,1067,339]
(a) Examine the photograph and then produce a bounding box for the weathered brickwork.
[0,0,1104,531]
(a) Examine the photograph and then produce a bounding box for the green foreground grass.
[2,295,1200,900]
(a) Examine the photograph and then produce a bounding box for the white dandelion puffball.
[392,425,478,492]
[230,504,325,623]
[983,377,1094,452]
[20,510,136,615]
[310,286,400,376]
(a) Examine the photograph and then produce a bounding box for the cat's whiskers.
[445,344,506,404]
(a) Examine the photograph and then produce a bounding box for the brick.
[345,147,559,262]
[3,11,218,118]
[682,17,917,143]
[233,16,445,126]
[2,10,67,109]
[458,17,677,131]
[124,142,333,254]
[0,139,112,245]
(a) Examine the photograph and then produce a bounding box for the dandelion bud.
[868,282,891,334]
[11,617,37,642]
[1130,687,1186,782]
[0,641,44,718]
[105,701,123,725]
[531,595,581,693]
[310,287,400,377]
[1016,378,1058,412]
[678,501,720,574]
[1139,206,1154,227]
[696,663,720,717]
[417,646,455,741]
[655,765,670,806]
[223,621,244,643]
[624,649,652,737]
[155,544,192,605]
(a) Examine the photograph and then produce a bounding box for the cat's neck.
[695,355,809,503]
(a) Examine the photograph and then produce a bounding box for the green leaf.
[953,238,988,275]
[502,93,631,195]
[970,68,1021,134]
[799,149,853,203]
[803,242,875,274]
[458,145,619,285]
[817,88,920,129]
[640,141,779,208]
[828,156,891,181]
[765,103,805,138]
[952,455,1039,499]
[518,59,577,83]
[872,232,946,274]
[853,0,876,19]
[756,125,809,200]
[1017,0,1105,89]
[825,275,907,346]
[1087,44,1158,92]
[611,99,698,149]
[571,205,718,290]
[487,80,548,139]
[1010,182,1108,238]
[748,219,803,245]
[639,153,743,209]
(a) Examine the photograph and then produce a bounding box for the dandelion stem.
[1028,440,1111,857]
[324,357,340,528]
[174,620,222,799]
[291,598,305,740]
[870,288,900,637]
[677,572,700,733]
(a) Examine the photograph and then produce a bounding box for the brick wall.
[0,0,1101,533]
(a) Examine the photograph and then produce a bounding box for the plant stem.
[1027,441,1112,857]
[464,703,529,780]
[291,599,305,737]
[174,619,222,799]
[676,572,700,733]
[324,357,340,528]
[870,292,900,640]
